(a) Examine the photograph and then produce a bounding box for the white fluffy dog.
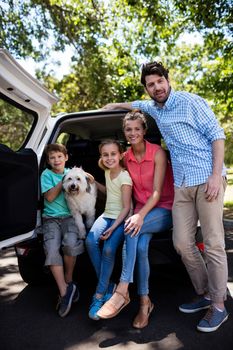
[63,167,97,239]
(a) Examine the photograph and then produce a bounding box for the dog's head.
[62,167,92,195]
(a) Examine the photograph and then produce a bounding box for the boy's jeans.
[120,207,172,295]
[86,215,124,295]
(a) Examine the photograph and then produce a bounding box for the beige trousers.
[172,178,228,303]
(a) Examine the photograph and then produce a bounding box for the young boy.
[41,143,84,317]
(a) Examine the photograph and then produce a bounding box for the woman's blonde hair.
[122,109,148,131]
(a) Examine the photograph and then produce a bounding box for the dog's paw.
[86,217,95,229]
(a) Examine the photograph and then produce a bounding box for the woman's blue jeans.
[85,214,124,295]
[121,207,172,296]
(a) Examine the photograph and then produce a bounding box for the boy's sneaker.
[197,306,229,332]
[88,295,105,320]
[72,283,80,303]
[179,297,211,313]
[58,282,76,317]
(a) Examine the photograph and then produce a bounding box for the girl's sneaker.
[89,295,105,320]
[104,282,116,302]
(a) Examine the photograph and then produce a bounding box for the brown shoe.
[97,290,130,319]
[133,298,154,329]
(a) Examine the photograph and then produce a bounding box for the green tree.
[0,98,35,150]
[0,0,232,163]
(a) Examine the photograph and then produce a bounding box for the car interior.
[50,111,161,176]
[43,111,162,217]
[38,111,178,266]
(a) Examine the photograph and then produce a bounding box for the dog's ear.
[85,173,94,193]
[86,180,91,193]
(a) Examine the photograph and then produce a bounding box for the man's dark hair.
[140,61,169,87]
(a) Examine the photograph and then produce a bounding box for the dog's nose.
[70,184,76,190]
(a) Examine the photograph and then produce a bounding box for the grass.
[225,201,233,208]
[224,168,233,219]
[226,168,233,182]
[225,168,233,204]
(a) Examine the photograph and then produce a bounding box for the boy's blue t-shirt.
[41,168,70,218]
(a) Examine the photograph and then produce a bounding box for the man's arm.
[101,102,133,110]
[204,139,225,201]
[212,139,225,177]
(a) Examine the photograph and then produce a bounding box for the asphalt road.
[0,228,233,350]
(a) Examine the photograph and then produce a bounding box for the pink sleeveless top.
[124,140,174,213]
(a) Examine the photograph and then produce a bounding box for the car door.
[0,48,58,249]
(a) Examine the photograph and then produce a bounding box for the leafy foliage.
[0,0,232,163]
[0,98,35,150]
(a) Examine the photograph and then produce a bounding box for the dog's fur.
[63,167,97,239]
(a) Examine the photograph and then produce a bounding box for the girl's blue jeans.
[121,207,172,296]
[85,214,124,295]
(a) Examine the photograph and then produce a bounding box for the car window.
[56,132,70,145]
[0,93,36,151]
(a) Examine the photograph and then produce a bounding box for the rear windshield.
[0,93,36,151]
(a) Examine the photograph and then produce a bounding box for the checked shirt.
[132,90,226,187]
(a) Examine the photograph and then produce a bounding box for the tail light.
[196,242,205,253]
[15,246,30,256]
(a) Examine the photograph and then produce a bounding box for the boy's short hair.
[140,61,169,87]
[44,143,68,160]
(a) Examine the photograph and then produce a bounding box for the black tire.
[16,237,52,285]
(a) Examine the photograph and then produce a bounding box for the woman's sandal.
[97,290,130,319]
[132,299,154,329]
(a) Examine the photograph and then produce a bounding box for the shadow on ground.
[0,230,233,350]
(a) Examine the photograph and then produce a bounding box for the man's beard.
[150,86,171,105]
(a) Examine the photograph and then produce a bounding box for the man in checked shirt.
[102,61,228,333]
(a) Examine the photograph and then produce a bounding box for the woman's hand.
[124,213,144,237]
